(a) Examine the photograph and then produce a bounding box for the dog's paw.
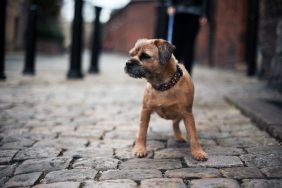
[192,150,208,161]
[133,146,147,158]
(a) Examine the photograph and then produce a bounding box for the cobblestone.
[4,172,42,188]
[190,178,240,188]
[241,179,282,188]
[84,179,137,188]
[140,178,186,188]
[33,182,81,188]
[63,147,113,158]
[1,53,281,188]
[165,168,221,178]
[14,147,61,161]
[184,155,244,168]
[15,157,71,175]
[100,169,162,181]
[72,157,119,171]
[42,169,97,183]
[220,167,264,179]
[261,166,282,178]
[240,154,282,167]
[119,158,182,170]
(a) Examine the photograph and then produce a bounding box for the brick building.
[103,0,158,53]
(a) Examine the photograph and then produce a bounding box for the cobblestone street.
[0,53,281,188]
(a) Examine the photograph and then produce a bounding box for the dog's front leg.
[183,112,208,161]
[133,108,151,157]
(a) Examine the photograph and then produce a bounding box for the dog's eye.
[139,53,151,60]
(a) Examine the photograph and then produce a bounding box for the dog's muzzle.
[124,59,146,78]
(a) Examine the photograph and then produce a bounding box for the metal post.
[246,0,259,76]
[0,0,7,80]
[89,6,102,74]
[23,5,38,75]
[67,0,84,79]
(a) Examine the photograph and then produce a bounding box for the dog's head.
[124,39,175,79]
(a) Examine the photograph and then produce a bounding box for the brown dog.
[124,39,208,161]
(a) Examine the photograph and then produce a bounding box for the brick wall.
[196,0,247,70]
[103,1,157,53]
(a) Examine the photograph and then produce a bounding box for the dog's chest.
[148,94,185,120]
[154,104,182,119]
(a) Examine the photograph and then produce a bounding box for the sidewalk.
[0,52,281,188]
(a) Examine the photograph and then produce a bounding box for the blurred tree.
[31,0,64,43]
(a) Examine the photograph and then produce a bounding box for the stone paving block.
[167,138,216,148]
[229,129,268,137]
[241,179,282,188]
[147,140,166,151]
[204,146,245,156]
[15,157,71,175]
[32,182,80,188]
[0,157,12,164]
[101,139,133,149]
[184,155,243,168]
[240,154,282,167]
[190,178,240,188]
[220,167,264,179]
[2,133,55,142]
[4,172,42,188]
[0,164,17,186]
[261,166,282,178]
[0,164,17,178]
[42,169,97,184]
[140,178,186,188]
[246,145,282,155]
[60,129,104,139]
[100,169,162,181]
[218,123,259,132]
[72,157,119,171]
[114,147,153,160]
[104,130,136,140]
[119,158,182,170]
[154,148,189,159]
[14,147,61,161]
[217,137,260,147]
[63,147,113,158]
[33,138,88,149]
[198,131,231,139]
[1,140,35,149]
[165,168,221,178]
[84,179,138,188]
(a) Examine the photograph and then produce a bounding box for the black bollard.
[246,0,259,76]
[89,6,102,74]
[67,0,84,79]
[23,5,38,75]
[0,0,7,80]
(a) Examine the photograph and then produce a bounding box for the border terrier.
[124,39,208,161]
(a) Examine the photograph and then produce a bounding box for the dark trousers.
[172,13,200,74]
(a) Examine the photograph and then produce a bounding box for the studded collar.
[152,64,183,91]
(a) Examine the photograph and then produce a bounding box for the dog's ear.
[154,39,175,65]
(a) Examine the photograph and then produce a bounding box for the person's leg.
[172,13,186,63]
[182,14,200,75]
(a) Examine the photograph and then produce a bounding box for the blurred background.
[1,0,282,90]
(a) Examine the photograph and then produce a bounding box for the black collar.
[152,65,183,91]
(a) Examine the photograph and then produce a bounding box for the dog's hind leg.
[173,118,186,142]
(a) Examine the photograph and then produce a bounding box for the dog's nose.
[126,61,132,67]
